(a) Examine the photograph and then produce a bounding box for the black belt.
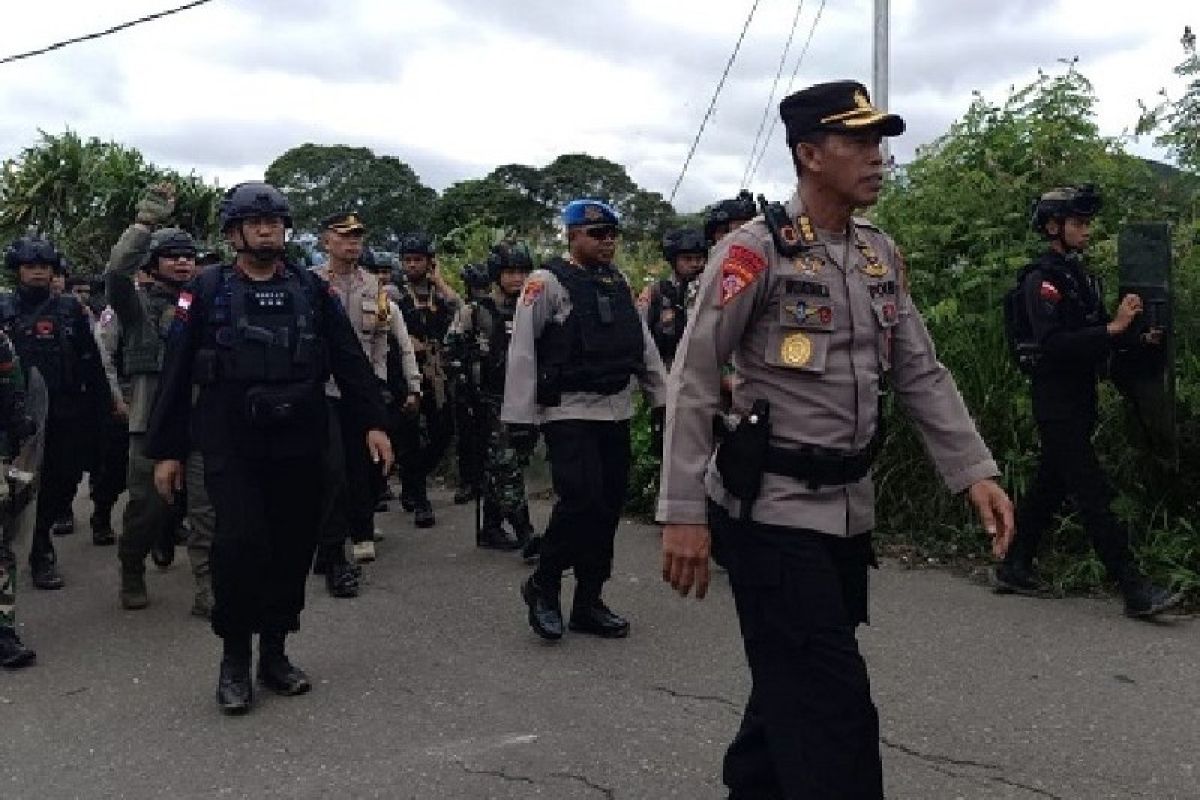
[763,423,882,491]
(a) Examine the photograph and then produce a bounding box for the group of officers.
[0,77,1187,799]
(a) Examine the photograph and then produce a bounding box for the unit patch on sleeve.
[719,245,767,306]
[521,278,545,306]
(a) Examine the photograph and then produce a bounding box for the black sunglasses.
[159,249,197,260]
[582,225,620,241]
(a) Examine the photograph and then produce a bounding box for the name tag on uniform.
[783,279,830,298]
[249,290,290,310]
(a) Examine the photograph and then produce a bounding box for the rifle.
[447,305,487,542]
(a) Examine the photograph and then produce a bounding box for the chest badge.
[35,319,54,337]
[793,255,824,276]
[780,332,813,367]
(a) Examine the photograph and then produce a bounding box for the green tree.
[265,144,437,245]
[1138,26,1200,173]
[0,129,220,273]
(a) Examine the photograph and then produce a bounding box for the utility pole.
[873,0,891,165]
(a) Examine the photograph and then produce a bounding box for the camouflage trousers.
[480,400,528,517]
[1,474,34,628]
[0,559,14,627]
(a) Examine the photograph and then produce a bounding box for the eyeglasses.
[582,225,620,241]
[160,250,197,260]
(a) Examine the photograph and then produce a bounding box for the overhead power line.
[740,0,806,190]
[746,0,827,187]
[668,0,762,205]
[0,0,218,67]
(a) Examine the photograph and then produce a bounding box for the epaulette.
[756,194,816,258]
[852,216,881,232]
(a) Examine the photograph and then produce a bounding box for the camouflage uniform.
[0,330,36,665]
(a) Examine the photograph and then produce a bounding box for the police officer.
[657,81,1015,799]
[311,212,420,598]
[992,186,1183,618]
[145,182,391,714]
[451,263,495,506]
[1,235,112,590]
[642,228,708,369]
[104,185,216,614]
[503,200,668,641]
[0,332,38,667]
[446,244,537,551]
[704,190,757,246]
[393,233,460,528]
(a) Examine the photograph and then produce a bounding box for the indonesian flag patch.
[1039,281,1061,303]
[176,291,194,321]
[522,278,545,306]
[719,245,767,306]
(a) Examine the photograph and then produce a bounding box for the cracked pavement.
[2,485,1198,799]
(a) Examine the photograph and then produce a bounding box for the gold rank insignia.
[582,205,604,222]
[796,214,817,245]
[861,261,889,278]
[793,254,824,275]
[780,331,813,367]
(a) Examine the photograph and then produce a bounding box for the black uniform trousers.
[90,413,130,513]
[534,419,630,598]
[1010,416,1134,581]
[395,386,452,502]
[30,411,89,559]
[710,503,883,800]
[204,453,323,640]
[318,397,381,552]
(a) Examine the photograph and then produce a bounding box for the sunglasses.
[582,225,620,241]
[160,249,197,260]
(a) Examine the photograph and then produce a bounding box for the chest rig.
[535,259,644,405]
[470,295,516,396]
[192,267,326,385]
[0,293,80,393]
[397,282,452,352]
[122,286,178,375]
[650,277,689,364]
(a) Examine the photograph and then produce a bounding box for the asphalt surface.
[2,484,1198,800]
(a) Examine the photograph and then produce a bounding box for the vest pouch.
[244,382,321,431]
[193,349,219,385]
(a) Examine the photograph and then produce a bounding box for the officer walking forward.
[146,182,391,714]
[657,82,1014,798]
[503,200,667,641]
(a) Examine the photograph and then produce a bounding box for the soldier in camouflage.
[445,244,536,550]
[0,331,38,667]
[105,184,215,616]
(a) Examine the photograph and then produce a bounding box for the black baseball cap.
[780,80,905,145]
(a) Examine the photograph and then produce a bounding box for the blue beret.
[562,199,620,227]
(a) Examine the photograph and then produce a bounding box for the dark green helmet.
[1031,184,1102,234]
[144,227,197,269]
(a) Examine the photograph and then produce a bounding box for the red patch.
[175,291,194,322]
[1039,281,1061,303]
[522,278,545,306]
[883,302,897,322]
[35,319,54,336]
[819,306,833,325]
[719,245,767,306]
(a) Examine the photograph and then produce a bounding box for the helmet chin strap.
[234,221,286,263]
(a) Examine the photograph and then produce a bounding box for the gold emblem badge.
[793,255,824,275]
[780,332,813,367]
[861,261,889,278]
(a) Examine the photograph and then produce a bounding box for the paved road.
[2,486,1198,800]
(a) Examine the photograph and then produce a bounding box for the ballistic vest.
[0,291,82,394]
[121,285,178,375]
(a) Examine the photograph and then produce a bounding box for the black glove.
[650,406,666,457]
[507,424,538,456]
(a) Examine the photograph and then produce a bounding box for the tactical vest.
[0,293,81,394]
[122,287,177,375]
[191,266,328,386]
[536,259,644,399]
[471,296,516,396]
[396,282,453,350]
[649,277,689,364]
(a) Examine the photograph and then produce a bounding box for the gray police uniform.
[502,258,667,599]
[105,224,215,604]
[657,192,998,797]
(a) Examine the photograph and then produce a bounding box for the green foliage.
[0,129,221,274]
[265,144,437,245]
[1138,26,1200,173]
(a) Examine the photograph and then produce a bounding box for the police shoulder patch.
[1039,280,1061,303]
[719,244,767,306]
[521,278,545,306]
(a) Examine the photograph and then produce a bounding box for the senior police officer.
[993,186,1183,617]
[445,243,537,551]
[657,81,1015,799]
[1,235,112,590]
[105,185,216,614]
[146,182,391,714]
[312,212,420,598]
[503,200,668,641]
[393,233,460,527]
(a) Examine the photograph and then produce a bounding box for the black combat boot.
[991,559,1044,596]
[508,505,535,549]
[325,560,361,599]
[520,574,563,641]
[399,481,417,512]
[217,638,253,715]
[413,499,436,529]
[0,625,36,669]
[258,632,312,696]
[119,561,149,610]
[569,585,630,639]
[521,534,542,566]
[478,502,520,551]
[49,511,74,537]
[29,537,64,591]
[1121,578,1185,619]
[90,505,116,546]
[453,485,476,505]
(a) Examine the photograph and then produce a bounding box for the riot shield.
[2,367,49,550]
[1110,223,1176,466]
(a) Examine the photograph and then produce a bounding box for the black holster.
[713,399,771,522]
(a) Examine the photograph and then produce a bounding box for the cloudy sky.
[0,0,1194,212]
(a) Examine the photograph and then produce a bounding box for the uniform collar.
[234,259,286,280]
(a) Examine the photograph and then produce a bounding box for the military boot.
[520,574,563,641]
[569,585,630,639]
[90,505,116,546]
[258,632,312,696]
[399,481,418,512]
[0,625,36,669]
[325,558,361,599]
[991,560,1045,596]
[478,502,520,551]
[508,505,535,549]
[29,540,64,591]
[1121,578,1185,619]
[120,562,149,610]
[217,654,253,714]
[413,499,436,529]
[49,511,75,537]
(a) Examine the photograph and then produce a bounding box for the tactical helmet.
[485,241,534,282]
[661,228,708,263]
[398,232,435,257]
[218,181,292,232]
[461,262,493,293]
[358,247,378,271]
[4,235,62,271]
[1030,184,1102,234]
[144,227,197,269]
[704,190,757,243]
